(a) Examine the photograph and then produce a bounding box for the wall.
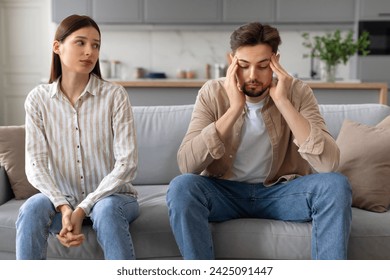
[0,0,355,125]
[98,28,351,81]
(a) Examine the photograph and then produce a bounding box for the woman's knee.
[91,194,139,222]
[18,193,54,217]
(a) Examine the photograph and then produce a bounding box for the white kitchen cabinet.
[359,0,390,20]
[144,0,221,23]
[222,0,275,23]
[276,0,355,23]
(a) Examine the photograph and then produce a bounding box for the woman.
[15,14,139,260]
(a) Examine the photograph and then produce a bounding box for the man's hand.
[269,53,293,104]
[223,55,246,112]
[269,53,311,145]
[216,54,246,142]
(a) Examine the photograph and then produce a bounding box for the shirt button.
[81,176,84,179]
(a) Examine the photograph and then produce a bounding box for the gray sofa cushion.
[132,105,193,185]
[319,104,390,138]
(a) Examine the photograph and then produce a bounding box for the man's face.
[235,44,274,100]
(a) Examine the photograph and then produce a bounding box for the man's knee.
[167,173,207,209]
[321,172,352,205]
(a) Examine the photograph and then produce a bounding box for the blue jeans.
[15,193,139,260]
[166,172,352,260]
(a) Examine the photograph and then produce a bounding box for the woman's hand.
[57,205,85,247]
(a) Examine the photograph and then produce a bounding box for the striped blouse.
[24,74,138,216]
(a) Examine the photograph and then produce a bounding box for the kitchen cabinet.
[144,0,221,23]
[357,56,390,104]
[92,0,142,24]
[222,0,274,23]
[359,0,390,20]
[52,0,359,25]
[52,0,91,23]
[276,0,355,23]
[52,0,142,24]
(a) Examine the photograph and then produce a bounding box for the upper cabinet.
[276,0,355,23]
[52,0,142,24]
[52,0,91,23]
[52,0,358,25]
[144,0,221,23]
[223,0,274,24]
[360,0,390,20]
[93,0,143,24]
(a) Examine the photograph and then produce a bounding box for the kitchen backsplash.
[97,29,351,81]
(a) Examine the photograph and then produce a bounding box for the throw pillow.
[336,116,390,212]
[0,125,39,199]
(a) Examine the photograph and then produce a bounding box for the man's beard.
[241,80,270,98]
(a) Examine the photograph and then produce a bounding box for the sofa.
[1,103,390,260]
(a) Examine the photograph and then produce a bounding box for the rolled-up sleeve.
[177,84,227,174]
[292,85,340,172]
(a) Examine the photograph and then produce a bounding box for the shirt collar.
[49,74,98,98]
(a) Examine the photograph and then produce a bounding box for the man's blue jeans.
[166,172,352,260]
[15,193,139,259]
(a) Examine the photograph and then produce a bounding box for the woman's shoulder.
[92,75,126,94]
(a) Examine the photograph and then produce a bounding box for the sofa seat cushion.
[2,189,390,259]
[349,207,390,259]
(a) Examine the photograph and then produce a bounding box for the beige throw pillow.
[336,116,390,212]
[0,125,39,199]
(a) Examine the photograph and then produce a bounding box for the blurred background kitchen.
[1,0,389,125]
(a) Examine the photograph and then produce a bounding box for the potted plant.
[302,30,370,82]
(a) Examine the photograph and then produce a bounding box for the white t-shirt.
[230,100,272,183]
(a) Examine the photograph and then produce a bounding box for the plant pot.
[320,62,337,82]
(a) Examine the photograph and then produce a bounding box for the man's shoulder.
[198,78,227,101]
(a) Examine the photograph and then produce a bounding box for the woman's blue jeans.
[166,172,352,260]
[15,193,139,260]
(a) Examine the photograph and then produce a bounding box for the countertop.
[113,79,388,104]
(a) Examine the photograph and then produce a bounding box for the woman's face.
[54,26,100,76]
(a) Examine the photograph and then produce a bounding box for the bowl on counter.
[145,72,167,79]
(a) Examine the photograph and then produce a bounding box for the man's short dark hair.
[230,22,281,54]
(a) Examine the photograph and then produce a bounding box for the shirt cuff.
[294,126,325,155]
[201,122,225,159]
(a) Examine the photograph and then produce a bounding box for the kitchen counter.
[115,79,208,88]
[114,79,388,106]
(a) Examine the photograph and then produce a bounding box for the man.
[166,22,352,260]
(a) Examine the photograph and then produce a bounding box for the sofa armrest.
[0,165,14,205]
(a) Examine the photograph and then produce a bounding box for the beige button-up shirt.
[178,78,339,186]
[25,74,138,215]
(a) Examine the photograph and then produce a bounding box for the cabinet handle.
[378,13,390,17]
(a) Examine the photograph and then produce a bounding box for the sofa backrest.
[132,105,194,185]
[319,104,390,138]
[132,103,390,185]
